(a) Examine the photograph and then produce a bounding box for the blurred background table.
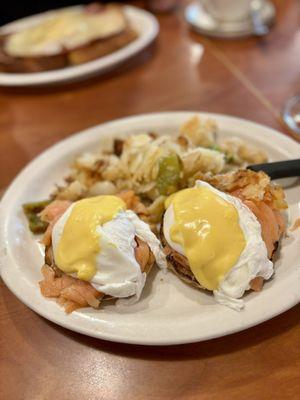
[0,1,299,399]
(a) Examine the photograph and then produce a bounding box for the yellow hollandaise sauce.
[54,195,126,281]
[165,187,246,290]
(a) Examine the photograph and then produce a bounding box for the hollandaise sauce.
[165,187,246,290]
[54,196,126,281]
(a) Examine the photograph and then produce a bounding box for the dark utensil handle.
[247,159,300,179]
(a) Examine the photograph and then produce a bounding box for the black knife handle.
[247,159,300,179]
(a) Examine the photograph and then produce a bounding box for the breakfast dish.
[0,3,137,73]
[161,170,287,310]
[0,5,158,85]
[21,116,288,313]
[1,113,299,344]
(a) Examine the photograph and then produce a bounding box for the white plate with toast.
[0,5,159,86]
[0,112,300,345]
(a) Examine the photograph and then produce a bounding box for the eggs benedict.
[39,194,166,313]
[161,170,286,310]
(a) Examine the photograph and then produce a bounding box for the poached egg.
[52,195,166,302]
[163,181,273,310]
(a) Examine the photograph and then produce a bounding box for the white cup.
[202,0,256,23]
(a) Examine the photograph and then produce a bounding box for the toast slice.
[0,3,137,73]
[0,35,68,72]
[68,26,138,66]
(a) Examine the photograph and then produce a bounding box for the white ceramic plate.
[0,5,159,86]
[1,112,300,345]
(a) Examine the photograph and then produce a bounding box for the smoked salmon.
[40,263,103,313]
[40,200,72,246]
[242,199,285,258]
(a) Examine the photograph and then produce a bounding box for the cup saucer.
[185,0,275,39]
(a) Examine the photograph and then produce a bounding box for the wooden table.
[0,1,299,399]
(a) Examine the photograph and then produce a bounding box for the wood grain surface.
[0,1,299,399]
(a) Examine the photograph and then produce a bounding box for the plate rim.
[0,5,159,86]
[1,111,300,345]
[185,1,275,39]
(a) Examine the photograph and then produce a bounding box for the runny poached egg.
[163,181,273,310]
[52,195,166,302]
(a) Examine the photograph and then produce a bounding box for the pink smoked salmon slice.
[40,265,103,313]
[40,200,72,246]
[242,199,285,259]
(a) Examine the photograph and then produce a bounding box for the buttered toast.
[0,3,138,73]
